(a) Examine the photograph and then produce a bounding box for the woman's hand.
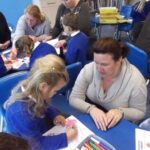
[89,107,108,131]
[53,115,66,126]
[66,127,78,143]
[106,109,123,129]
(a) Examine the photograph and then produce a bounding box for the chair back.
[120,5,132,19]
[59,62,82,95]
[126,42,150,78]
[0,71,29,131]
[118,5,133,32]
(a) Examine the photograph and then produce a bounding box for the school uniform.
[29,42,57,69]
[5,98,68,150]
[64,31,89,66]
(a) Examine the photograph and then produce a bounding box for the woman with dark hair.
[0,12,11,50]
[69,37,147,131]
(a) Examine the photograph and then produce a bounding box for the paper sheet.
[136,128,150,150]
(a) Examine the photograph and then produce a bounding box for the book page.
[43,115,93,150]
[59,115,94,150]
[136,128,150,150]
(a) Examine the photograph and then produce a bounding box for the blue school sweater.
[65,32,89,65]
[131,1,150,23]
[0,55,7,77]
[29,42,57,69]
[5,100,68,150]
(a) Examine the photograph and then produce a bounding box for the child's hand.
[66,127,78,143]
[53,115,66,126]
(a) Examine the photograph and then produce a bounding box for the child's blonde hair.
[5,54,69,117]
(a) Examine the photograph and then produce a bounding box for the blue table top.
[76,114,138,150]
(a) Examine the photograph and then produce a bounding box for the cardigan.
[64,32,89,65]
[51,0,91,38]
[69,60,147,122]
[5,100,68,150]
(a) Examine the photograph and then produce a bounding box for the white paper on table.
[12,57,29,70]
[135,128,150,150]
[46,38,60,54]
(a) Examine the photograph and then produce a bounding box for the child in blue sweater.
[4,54,78,150]
[15,35,57,69]
[55,12,89,66]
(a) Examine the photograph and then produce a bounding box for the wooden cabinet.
[32,0,61,27]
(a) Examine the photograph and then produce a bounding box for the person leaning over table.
[4,54,78,150]
[12,4,52,49]
[69,37,147,131]
[43,0,92,41]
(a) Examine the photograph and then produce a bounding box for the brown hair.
[62,12,79,31]
[15,35,34,57]
[0,132,31,150]
[92,37,129,61]
[25,4,45,23]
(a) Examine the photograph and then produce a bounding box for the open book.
[43,115,116,150]
[136,128,150,150]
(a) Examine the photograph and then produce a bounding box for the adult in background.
[131,0,150,42]
[0,11,11,50]
[69,38,147,131]
[13,4,52,48]
[45,0,92,41]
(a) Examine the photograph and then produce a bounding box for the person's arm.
[13,15,26,47]
[51,4,64,38]
[69,63,95,112]
[64,41,78,65]
[119,77,147,123]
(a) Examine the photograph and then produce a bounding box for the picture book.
[43,115,116,150]
[136,128,150,150]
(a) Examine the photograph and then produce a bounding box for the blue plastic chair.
[52,62,82,115]
[0,71,29,132]
[126,42,150,79]
[116,5,133,41]
[59,62,82,96]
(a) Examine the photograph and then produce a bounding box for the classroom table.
[76,114,138,150]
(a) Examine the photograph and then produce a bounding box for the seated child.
[4,54,78,150]
[55,12,89,66]
[15,35,57,69]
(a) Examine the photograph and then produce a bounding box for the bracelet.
[87,105,96,114]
